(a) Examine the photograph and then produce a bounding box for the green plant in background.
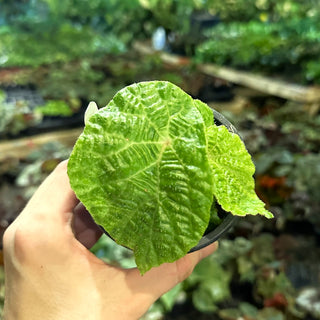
[23,58,121,107]
[252,102,320,207]
[35,100,75,117]
[1,0,320,84]
[205,0,319,22]
[180,234,304,319]
[288,154,320,203]
[91,234,136,269]
[15,142,72,199]
[11,53,185,110]
[305,59,320,83]
[0,0,149,68]
[139,0,203,34]
[195,18,320,83]
[0,88,80,137]
[0,23,126,68]
[271,102,320,152]
[254,147,320,231]
[187,256,231,313]
[191,0,320,83]
[140,0,226,57]
[206,0,261,22]
[222,99,320,233]
[0,53,186,138]
[0,89,41,137]
[90,233,307,319]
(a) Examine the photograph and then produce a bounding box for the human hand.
[3,160,218,320]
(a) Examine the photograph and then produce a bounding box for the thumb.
[126,242,218,304]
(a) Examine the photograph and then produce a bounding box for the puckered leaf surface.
[206,125,273,218]
[68,81,214,273]
[193,99,213,128]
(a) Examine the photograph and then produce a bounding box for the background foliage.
[1,0,320,83]
[0,0,149,67]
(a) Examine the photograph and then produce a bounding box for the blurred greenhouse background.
[0,0,320,318]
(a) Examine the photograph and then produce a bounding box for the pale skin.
[3,160,218,320]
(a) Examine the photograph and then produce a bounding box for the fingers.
[72,203,103,249]
[126,242,218,304]
[21,160,79,225]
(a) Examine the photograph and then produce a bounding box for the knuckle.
[3,222,29,263]
[12,226,36,263]
[3,218,52,264]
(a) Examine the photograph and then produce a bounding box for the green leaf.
[68,80,272,273]
[160,283,183,311]
[218,308,242,320]
[193,99,213,128]
[239,302,258,318]
[237,255,255,282]
[0,90,6,104]
[35,100,73,116]
[68,81,214,273]
[192,287,219,313]
[189,258,231,312]
[257,307,285,320]
[206,125,273,218]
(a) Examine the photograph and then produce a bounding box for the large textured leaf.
[206,125,273,218]
[68,81,214,273]
[193,99,213,128]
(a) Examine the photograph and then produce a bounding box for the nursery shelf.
[133,42,320,104]
[0,128,82,161]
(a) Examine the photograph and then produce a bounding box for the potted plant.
[67,81,273,274]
